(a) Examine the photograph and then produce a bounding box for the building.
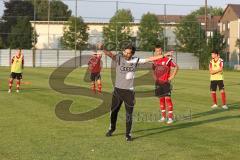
[31,14,220,50]
[219,4,240,63]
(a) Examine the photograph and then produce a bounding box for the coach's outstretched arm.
[103,50,116,61]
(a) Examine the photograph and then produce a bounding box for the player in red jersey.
[152,45,179,124]
[88,43,103,94]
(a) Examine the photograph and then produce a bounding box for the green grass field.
[0,67,239,160]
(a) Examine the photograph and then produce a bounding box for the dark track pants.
[109,87,135,136]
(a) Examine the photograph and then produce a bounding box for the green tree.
[31,0,72,21]
[175,14,205,53]
[0,0,34,47]
[138,12,164,51]
[191,6,224,16]
[0,37,4,49]
[208,30,226,53]
[60,16,89,50]
[8,17,36,49]
[235,39,240,52]
[175,14,210,69]
[103,9,134,50]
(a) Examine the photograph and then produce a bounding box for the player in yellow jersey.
[209,50,228,109]
[8,48,24,93]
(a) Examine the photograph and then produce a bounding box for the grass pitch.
[0,67,239,160]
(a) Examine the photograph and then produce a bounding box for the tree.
[0,0,34,47]
[235,39,240,64]
[0,37,4,49]
[31,0,72,21]
[103,9,134,50]
[8,17,36,49]
[60,16,89,50]
[208,30,226,53]
[175,14,205,53]
[191,6,224,16]
[138,12,165,51]
[175,14,210,69]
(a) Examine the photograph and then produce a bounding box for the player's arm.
[168,64,179,81]
[141,55,164,63]
[22,56,24,70]
[209,60,223,75]
[103,50,116,61]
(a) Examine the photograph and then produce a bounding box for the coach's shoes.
[211,104,218,109]
[8,89,12,93]
[158,117,166,122]
[222,105,228,110]
[126,135,133,141]
[167,118,174,124]
[105,129,115,137]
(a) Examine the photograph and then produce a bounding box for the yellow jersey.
[209,58,224,81]
[11,54,24,73]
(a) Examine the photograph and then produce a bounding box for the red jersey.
[153,57,176,83]
[88,54,102,73]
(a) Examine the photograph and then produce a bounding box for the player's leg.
[8,72,15,93]
[96,73,102,94]
[16,73,22,93]
[90,73,96,93]
[219,80,228,109]
[164,83,173,124]
[165,96,174,124]
[106,88,123,137]
[155,82,166,122]
[159,97,166,122]
[210,81,218,109]
[8,78,14,93]
[123,90,135,141]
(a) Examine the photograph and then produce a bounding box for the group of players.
[88,43,228,141]
[8,44,227,141]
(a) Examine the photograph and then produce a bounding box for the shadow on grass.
[110,103,239,140]
[192,102,239,119]
[131,114,240,140]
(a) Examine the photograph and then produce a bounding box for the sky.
[0,0,240,22]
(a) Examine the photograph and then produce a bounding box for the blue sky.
[1,0,240,22]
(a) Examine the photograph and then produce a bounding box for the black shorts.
[90,72,101,81]
[10,72,22,80]
[210,80,224,91]
[155,82,172,97]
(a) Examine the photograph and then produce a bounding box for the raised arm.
[103,50,116,61]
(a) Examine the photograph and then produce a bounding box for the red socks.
[159,97,166,118]
[160,97,173,119]
[221,91,226,105]
[211,91,226,105]
[211,92,217,105]
[165,97,173,119]
[98,83,102,93]
[9,79,13,90]
[16,81,20,90]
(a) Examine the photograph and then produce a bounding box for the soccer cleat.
[16,90,20,93]
[105,129,114,137]
[167,118,174,124]
[158,117,166,122]
[126,135,133,141]
[222,105,228,110]
[8,89,12,93]
[211,104,218,109]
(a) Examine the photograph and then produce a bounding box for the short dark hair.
[212,50,219,55]
[124,44,136,55]
[155,44,162,49]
